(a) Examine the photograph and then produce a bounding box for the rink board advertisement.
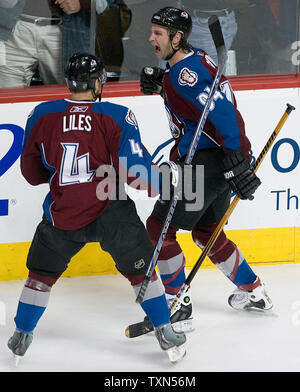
[0,87,300,280]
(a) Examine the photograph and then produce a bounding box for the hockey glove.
[222,150,261,200]
[159,161,181,201]
[140,66,164,95]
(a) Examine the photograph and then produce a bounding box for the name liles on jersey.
[63,114,92,132]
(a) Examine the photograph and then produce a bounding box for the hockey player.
[7,53,186,365]
[134,7,273,334]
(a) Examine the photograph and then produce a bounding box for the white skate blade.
[167,344,186,363]
[172,318,194,333]
[245,306,278,317]
[231,304,278,318]
[13,354,22,367]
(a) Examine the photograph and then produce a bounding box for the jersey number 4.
[59,143,95,185]
[129,139,143,158]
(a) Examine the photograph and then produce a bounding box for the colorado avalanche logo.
[90,59,97,68]
[178,68,198,87]
[165,105,183,139]
[125,110,138,129]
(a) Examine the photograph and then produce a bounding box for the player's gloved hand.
[222,150,261,200]
[140,66,164,95]
[159,161,181,201]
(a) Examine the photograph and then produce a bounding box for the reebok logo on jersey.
[178,68,198,87]
[70,106,89,113]
[195,50,204,57]
[126,110,138,129]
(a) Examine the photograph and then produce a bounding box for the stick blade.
[208,15,225,49]
[125,320,153,338]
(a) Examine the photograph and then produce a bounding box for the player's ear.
[95,78,103,94]
[172,31,183,49]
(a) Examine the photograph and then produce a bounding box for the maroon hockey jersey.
[21,99,160,230]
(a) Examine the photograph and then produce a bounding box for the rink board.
[1,77,300,280]
[0,226,299,281]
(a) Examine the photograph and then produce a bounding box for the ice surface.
[0,264,300,373]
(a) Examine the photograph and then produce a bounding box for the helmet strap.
[92,78,103,101]
[164,30,182,61]
[164,45,178,61]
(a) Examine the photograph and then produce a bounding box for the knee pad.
[122,270,159,287]
[26,271,60,291]
[192,225,234,260]
[146,214,177,244]
[146,215,182,264]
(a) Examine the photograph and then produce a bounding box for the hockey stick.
[126,103,295,338]
[135,16,227,304]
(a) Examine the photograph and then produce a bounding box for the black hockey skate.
[155,323,186,363]
[125,294,194,338]
[8,330,33,366]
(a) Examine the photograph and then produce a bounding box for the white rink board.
[0,87,299,244]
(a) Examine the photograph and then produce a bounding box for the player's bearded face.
[149,25,173,60]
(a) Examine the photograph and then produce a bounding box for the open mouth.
[155,45,161,53]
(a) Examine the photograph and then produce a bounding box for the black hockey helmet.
[64,53,107,93]
[151,7,192,41]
